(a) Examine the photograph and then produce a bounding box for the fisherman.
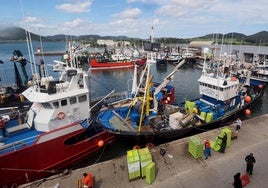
[0,116,7,137]
[235,118,242,132]
[204,139,211,159]
[82,172,93,188]
[245,153,256,175]
[218,132,227,153]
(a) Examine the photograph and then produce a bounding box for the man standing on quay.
[245,153,256,175]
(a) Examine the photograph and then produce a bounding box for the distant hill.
[190,31,268,45]
[0,27,41,41]
[0,26,267,46]
[244,31,268,44]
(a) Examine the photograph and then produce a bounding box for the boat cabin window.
[69,96,77,104]
[42,102,53,109]
[61,99,67,106]
[53,101,59,108]
[78,95,87,103]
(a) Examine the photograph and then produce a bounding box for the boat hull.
[97,83,265,146]
[0,122,115,187]
[90,59,134,69]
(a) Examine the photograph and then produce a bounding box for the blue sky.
[0,0,267,39]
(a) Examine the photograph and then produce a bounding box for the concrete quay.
[20,114,268,188]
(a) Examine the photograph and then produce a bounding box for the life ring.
[57,112,66,120]
[132,145,140,150]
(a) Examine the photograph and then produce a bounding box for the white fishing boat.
[0,34,115,187]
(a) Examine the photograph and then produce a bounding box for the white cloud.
[113,8,142,19]
[55,0,92,13]
[63,18,86,27]
[23,16,43,24]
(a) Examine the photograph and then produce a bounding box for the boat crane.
[153,58,186,111]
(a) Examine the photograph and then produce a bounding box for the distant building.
[97,39,114,46]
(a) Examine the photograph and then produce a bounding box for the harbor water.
[0,41,268,166]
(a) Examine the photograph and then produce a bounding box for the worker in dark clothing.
[218,132,227,153]
[233,172,242,188]
[245,153,256,175]
[0,116,7,137]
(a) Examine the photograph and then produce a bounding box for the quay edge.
[20,113,268,188]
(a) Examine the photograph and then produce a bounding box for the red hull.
[0,123,115,187]
[90,59,134,69]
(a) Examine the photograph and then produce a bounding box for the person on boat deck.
[18,106,26,124]
[78,74,84,88]
[0,116,7,137]
[82,172,93,188]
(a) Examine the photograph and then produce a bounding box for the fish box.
[188,136,203,159]
[205,112,213,123]
[138,148,152,177]
[145,161,156,185]
[127,149,141,180]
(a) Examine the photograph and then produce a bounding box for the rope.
[0,167,57,173]
[92,140,108,164]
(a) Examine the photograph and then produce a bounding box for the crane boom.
[153,58,186,111]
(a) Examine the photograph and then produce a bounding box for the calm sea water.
[0,41,267,115]
[1,42,268,165]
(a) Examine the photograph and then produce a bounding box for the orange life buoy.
[57,112,66,120]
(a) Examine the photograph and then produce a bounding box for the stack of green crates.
[211,127,232,151]
[138,147,153,178]
[188,136,203,159]
[145,161,156,185]
[185,100,196,114]
[127,149,141,180]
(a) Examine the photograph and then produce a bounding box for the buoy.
[245,109,251,116]
[56,112,66,120]
[98,140,104,147]
[231,76,237,81]
[244,96,251,103]
[258,84,263,89]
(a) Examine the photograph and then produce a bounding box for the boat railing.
[0,141,26,153]
[92,91,132,105]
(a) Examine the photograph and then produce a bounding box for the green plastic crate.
[139,152,152,177]
[188,136,203,159]
[127,149,141,180]
[145,161,156,185]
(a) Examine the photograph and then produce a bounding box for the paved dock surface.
[20,114,268,188]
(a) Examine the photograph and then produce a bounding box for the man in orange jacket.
[82,172,93,188]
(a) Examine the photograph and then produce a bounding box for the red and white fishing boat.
[89,48,136,69]
[90,58,134,69]
[0,36,115,187]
